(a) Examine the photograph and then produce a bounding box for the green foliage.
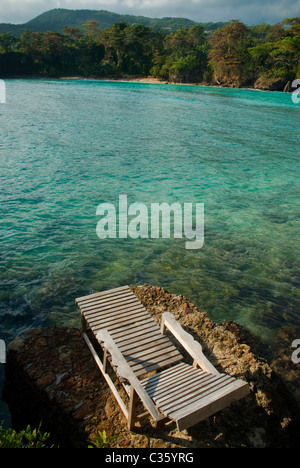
[88,430,120,448]
[0,8,201,36]
[0,32,16,53]
[208,18,299,86]
[0,424,50,448]
[151,25,208,83]
[0,15,298,88]
[249,23,271,40]
[208,20,254,86]
[99,23,155,76]
[249,18,300,82]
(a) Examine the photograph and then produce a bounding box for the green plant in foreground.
[0,424,50,448]
[88,430,120,448]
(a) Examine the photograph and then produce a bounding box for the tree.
[121,24,154,75]
[152,25,208,83]
[62,27,83,44]
[0,32,17,53]
[249,23,271,40]
[249,17,300,82]
[100,22,128,74]
[208,20,253,87]
[0,17,298,86]
[98,23,156,76]
[77,35,105,76]
[19,31,44,58]
[83,20,100,36]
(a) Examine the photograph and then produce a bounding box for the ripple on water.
[0,79,299,348]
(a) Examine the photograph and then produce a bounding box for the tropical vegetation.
[0,424,50,448]
[0,425,119,448]
[0,16,299,89]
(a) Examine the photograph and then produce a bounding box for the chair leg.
[82,315,87,334]
[128,386,138,431]
[103,349,108,373]
[154,417,167,429]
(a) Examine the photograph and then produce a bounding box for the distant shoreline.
[58,76,179,85]
[57,75,290,93]
[2,75,290,93]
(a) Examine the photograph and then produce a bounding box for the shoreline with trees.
[0,17,299,92]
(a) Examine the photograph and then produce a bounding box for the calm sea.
[0,79,299,420]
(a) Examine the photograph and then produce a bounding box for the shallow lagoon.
[0,79,299,347]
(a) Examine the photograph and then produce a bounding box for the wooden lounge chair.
[75,285,250,431]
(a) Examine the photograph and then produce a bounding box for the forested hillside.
[0,15,299,91]
[0,8,227,35]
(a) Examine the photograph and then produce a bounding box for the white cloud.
[0,0,298,25]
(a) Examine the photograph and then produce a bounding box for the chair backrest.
[76,285,183,378]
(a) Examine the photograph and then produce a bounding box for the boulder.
[254,76,286,91]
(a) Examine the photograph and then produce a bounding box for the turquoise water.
[0,79,299,347]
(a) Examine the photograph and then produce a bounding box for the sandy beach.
[58,75,202,86]
[58,75,281,92]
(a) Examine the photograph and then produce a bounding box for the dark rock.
[254,76,286,91]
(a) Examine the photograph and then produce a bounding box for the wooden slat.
[82,302,144,319]
[114,328,163,347]
[90,320,155,337]
[125,342,181,364]
[81,296,141,314]
[162,375,234,414]
[77,290,135,307]
[130,348,182,372]
[84,303,145,321]
[171,380,250,431]
[154,373,219,406]
[147,368,207,400]
[150,372,212,404]
[119,335,172,354]
[87,310,151,329]
[85,314,149,331]
[146,369,196,399]
[164,375,235,414]
[106,319,154,334]
[110,321,159,340]
[76,285,130,303]
[141,363,187,388]
[142,368,187,396]
[81,294,142,311]
[131,354,183,377]
[79,291,135,309]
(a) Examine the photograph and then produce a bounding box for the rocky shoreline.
[3,284,300,448]
[6,75,292,93]
[58,75,292,92]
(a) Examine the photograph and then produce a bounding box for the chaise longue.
[75,285,249,431]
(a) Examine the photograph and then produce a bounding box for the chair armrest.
[97,329,163,422]
[161,312,219,375]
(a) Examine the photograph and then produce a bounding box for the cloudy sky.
[0,0,299,25]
